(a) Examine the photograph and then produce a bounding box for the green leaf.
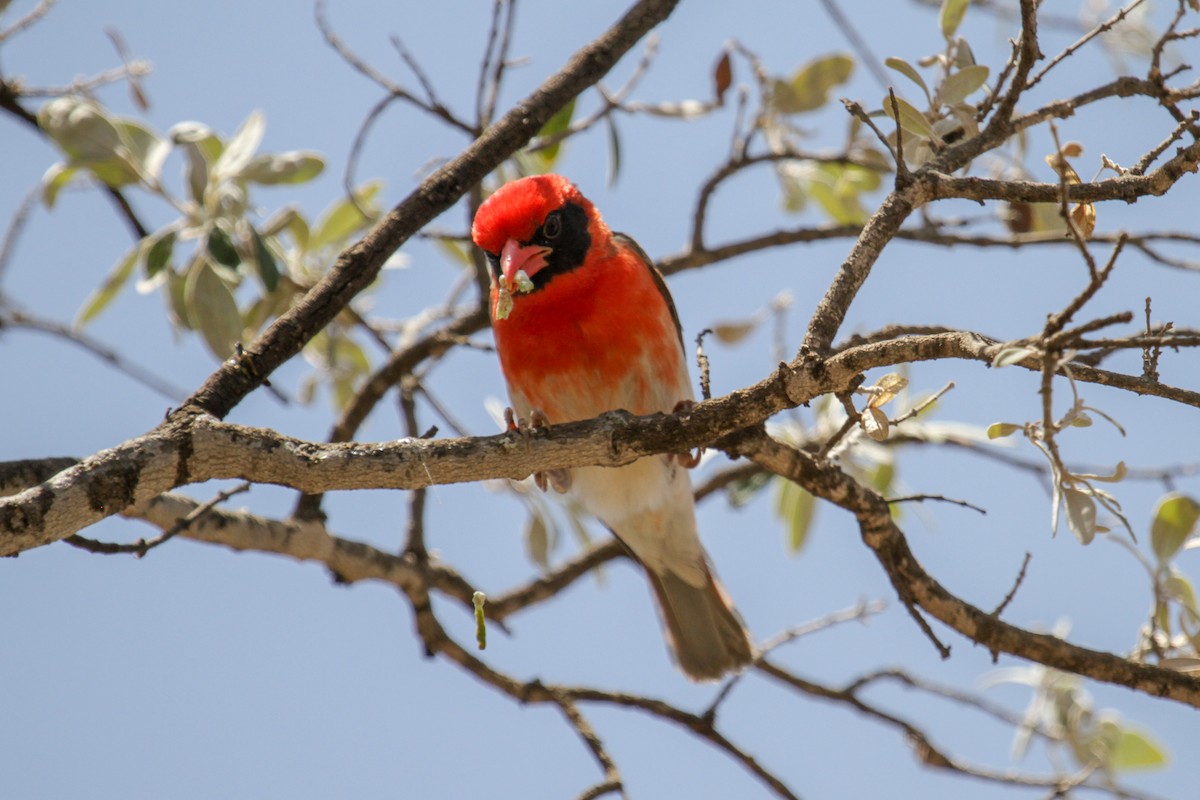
[1063,487,1097,545]
[169,121,222,156]
[772,53,855,114]
[954,37,977,68]
[332,333,371,375]
[940,0,970,39]
[884,57,932,105]
[114,119,168,183]
[75,245,139,327]
[239,151,325,185]
[1164,571,1198,620]
[38,97,121,161]
[309,180,383,252]
[881,94,937,140]
[41,162,80,208]
[1110,728,1169,772]
[143,230,176,279]
[186,260,243,359]
[868,461,896,495]
[250,226,280,292]
[206,225,241,268]
[37,98,165,190]
[214,109,265,179]
[333,373,357,410]
[1151,492,1200,562]
[534,99,575,171]
[170,121,223,205]
[800,162,877,224]
[262,205,311,252]
[166,268,194,330]
[776,478,816,554]
[938,64,990,105]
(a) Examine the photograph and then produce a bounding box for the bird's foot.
[504,407,572,493]
[671,399,703,469]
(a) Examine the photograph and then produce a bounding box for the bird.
[471,173,753,681]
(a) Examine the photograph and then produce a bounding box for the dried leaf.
[711,317,760,344]
[1045,152,1082,183]
[713,50,733,103]
[867,373,908,408]
[861,406,890,441]
[1070,202,1096,239]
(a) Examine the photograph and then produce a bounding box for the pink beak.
[499,238,550,290]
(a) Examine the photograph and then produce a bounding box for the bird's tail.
[642,559,754,682]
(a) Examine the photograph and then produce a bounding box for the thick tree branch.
[7,327,1196,555]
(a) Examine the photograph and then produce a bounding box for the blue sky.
[2,1,1199,798]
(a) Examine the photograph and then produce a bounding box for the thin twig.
[0,183,39,284]
[0,304,189,401]
[817,0,890,90]
[66,482,251,557]
[887,494,986,515]
[1024,0,1147,91]
[0,0,57,43]
[991,552,1033,618]
[1131,109,1199,176]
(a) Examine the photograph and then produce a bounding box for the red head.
[472,174,609,298]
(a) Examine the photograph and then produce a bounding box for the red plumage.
[472,174,753,681]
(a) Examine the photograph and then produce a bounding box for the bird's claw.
[534,468,572,493]
[671,399,703,469]
[505,407,571,493]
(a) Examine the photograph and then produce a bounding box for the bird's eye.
[542,211,562,240]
